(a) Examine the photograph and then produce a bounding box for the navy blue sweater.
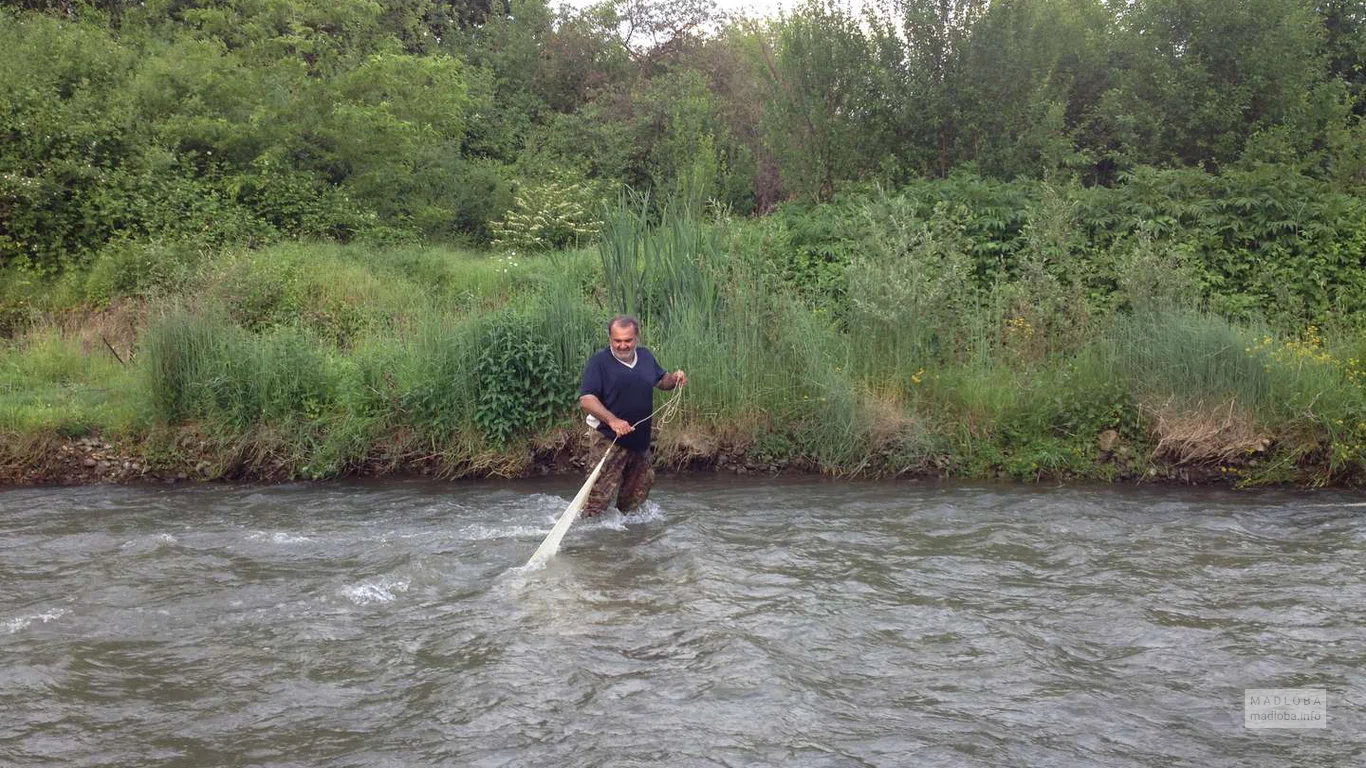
[580,346,666,452]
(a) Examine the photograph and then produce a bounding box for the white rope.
[640,384,684,430]
[525,388,684,567]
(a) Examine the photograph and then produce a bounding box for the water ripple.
[1,479,1363,766]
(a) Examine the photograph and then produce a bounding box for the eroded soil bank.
[0,424,1277,489]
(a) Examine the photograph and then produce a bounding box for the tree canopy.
[3,0,1364,268]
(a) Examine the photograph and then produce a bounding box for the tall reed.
[1103,310,1272,410]
[598,191,721,335]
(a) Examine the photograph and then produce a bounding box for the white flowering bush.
[489,181,601,251]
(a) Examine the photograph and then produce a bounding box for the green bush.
[472,312,577,444]
[751,199,862,312]
[1052,365,1145,441]
[209,251,307,331]
[82,238,204,304]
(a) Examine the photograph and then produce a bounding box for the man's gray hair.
[608,315,640,334]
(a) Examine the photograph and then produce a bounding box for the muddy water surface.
[2,478,1362,766]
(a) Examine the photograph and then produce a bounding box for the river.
[2,478,1362,766]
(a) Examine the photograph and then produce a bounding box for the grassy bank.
[4,191,1366,488]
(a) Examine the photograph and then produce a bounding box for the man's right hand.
[608,417,634,437]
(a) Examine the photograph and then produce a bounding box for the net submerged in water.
[524,446,613,567]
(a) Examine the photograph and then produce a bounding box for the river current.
[2,478,1362,766]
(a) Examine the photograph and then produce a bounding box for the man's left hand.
[669,370,687,389]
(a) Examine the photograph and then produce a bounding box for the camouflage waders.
[581,429,655,517]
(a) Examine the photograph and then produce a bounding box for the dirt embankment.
[2,435,162,486]
[0,422,1284,489]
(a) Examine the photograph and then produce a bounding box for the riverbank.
[5,194,1366,490]
[0,417,1281,489]
[2,314,1341,490]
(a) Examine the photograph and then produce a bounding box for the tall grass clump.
[595,193,890,472]
[1104,310,1273,410]
[769,294,865,470]
[1241,324,1366,444]
[598,191,721,336]
[533,256,601,378]
[1079,312,1366,483]
[353,306,579,449]
[637,252,783,435]
[348,315,482,440]
[707,268,779,414]
[143,310,232,424]
[597,192,751,429]
[143,309,338,429]
[227,327,338,428]
[599,193,650,319]
[847,194,983,390]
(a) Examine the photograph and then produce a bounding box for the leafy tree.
[451,0,554,161]
[677,24,770,211]
[631,70,725,202]
[1096,0,1331,172]
[947,0,1111,179]
[592,0,718,72]
[0,12,137,269]
[129,0,391,76]
[532,6,633,113]
[890,0,988,177]
[759,0,874,200]
[7,0,1366,266]
[1320,0,1366,115]
[321,52,475,232]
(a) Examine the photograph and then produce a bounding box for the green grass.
[5,200,1366,485]
[0,330,144,435]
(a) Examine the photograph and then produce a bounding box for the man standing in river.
[578,315,687,517]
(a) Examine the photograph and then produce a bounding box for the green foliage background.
[5,0,1365,267]
[5,0,1366,485]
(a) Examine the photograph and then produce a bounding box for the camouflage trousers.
[581,429,655,517]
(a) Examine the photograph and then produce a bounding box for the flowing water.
[2,477,1362,766]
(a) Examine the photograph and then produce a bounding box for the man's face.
[609,322,638,362]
